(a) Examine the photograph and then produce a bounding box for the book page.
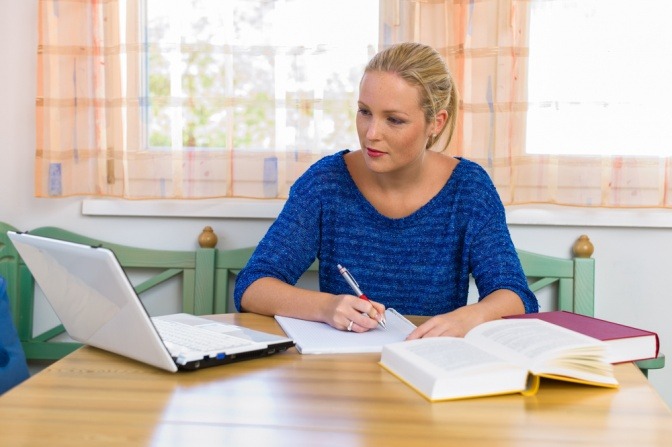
[466,319,606,367]
[403,338,507,373]
[275,308,416,354]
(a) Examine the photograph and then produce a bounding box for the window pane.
[145,0,378,152]
[526,0,672,157]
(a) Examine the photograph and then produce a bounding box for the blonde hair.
[364,42,459,151]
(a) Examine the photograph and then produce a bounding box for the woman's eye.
[357,108,371,116]
[388,116,405,125]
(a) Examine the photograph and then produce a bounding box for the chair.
[0,275,30,394]
[0,222,220,361]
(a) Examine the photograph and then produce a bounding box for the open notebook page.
[275,309,416,354]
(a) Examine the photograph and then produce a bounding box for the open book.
[379,318,618,402]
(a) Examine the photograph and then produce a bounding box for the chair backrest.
[214,248,319,313]
[0,222,219,361]
[216,236,596,316]
[516,235,595,316]
[213,246,256,314]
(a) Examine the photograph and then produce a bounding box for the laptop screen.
[8,232,189,371]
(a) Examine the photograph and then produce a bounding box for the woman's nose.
[366,119,381,140]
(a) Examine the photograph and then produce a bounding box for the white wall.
[3,1,671,408]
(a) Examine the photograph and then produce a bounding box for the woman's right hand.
[241,277,385,332]
[325,294,386,332]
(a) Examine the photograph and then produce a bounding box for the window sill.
[505,205,672,228]
[82,198,285,219]
[82,199,672,228]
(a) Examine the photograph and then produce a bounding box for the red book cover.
[505,311,660,364]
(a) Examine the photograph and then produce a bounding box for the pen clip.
[342,268,359,288]
[337,264,362,295]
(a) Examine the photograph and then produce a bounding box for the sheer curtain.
[36,0,369,199]
[382,0,672,207]
[36,0,672,206]
[37,0,142,197]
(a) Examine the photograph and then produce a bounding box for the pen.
[337,264,386,329]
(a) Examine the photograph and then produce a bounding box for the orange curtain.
[381,0,672,208]
[36,0,139,197]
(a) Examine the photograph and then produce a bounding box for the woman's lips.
[366,147,386,158]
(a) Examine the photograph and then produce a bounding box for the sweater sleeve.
[465,171,539,314]
[233,162,324,311]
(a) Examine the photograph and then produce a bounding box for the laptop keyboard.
[152,318,253,353]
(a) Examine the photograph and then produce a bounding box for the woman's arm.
[240,277,385,332]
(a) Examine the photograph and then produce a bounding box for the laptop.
[7,231,294,372]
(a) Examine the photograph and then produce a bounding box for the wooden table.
[1,313,670,447]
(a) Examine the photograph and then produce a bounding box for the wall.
[2,1,671,408]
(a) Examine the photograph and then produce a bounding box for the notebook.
[275,309,416,354]
[7,231,294,372]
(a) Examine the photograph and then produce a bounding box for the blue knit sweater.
[234,150,538,316]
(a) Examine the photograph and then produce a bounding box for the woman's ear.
[433,109,449,135]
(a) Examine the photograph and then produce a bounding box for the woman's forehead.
[358,71,423,112]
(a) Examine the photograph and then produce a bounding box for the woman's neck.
[346,150,457,219]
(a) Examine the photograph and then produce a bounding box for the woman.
[234,42,538,338]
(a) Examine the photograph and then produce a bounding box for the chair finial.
[573,234,594,258]
[198,226,218,248]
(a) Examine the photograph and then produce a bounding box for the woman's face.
[356,70,435,174]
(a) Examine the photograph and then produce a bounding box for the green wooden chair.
[0,222,219,361]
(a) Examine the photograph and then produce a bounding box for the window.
[145,0,379,155]
[527,0,672,157]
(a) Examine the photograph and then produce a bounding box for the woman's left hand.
[406,305,486,339]
[406,289,526,339]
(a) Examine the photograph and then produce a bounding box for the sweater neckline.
[337,149,463,224]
